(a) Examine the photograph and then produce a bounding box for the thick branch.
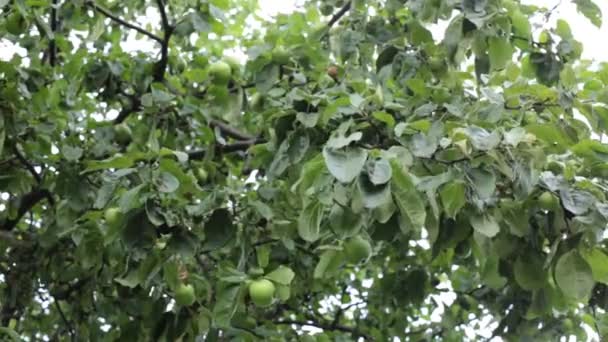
[49,0,58,66]
[86,1,163,43]
[1,189,53,231]
[153,0,173,82]
[328,1,351,28]
[209,119,255,141]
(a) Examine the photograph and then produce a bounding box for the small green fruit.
[209,61,232,84]
[114,123,132,144]
[248,279,275,307]
[224,56,242,77]
[174,283,196,306]
[104,207,121,225]
[538,191,558,210]
[250,93,265,111]
[271,47,290,65]
[344,236,372,264]
[6,13,26,36]
[196,168,208,182]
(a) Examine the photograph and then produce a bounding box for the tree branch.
[86,1,163,43]
[13,144,42,185]
[209,119,255,141]
[275,319,370,340]
[328,1,351,28]
[0,230,33,248]
[53,297,75,341]
[1,189,54,231]
[187,138,264,160]
[153,0,173,82]
[49,0,58,66]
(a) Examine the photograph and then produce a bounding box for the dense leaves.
[1,0,608,340]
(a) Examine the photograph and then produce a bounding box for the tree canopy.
[2,0,608,340]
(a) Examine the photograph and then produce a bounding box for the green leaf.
[358,176,392,209]
[157,171,180,193]
[329,204,364,237]
[391,160,426,231]
[554,250,594,301]
[365,158,392,185]
[488,37,513,70]
[440,182,466,218]
[314,249,344,279]
[323,147,368,183]
[560,189,595,215]
[514,254,546,291]
[470,214,500,238]
[83,154,135,172]
[203,209,236,250]
[580,248,608,285]
[298,201,324,242]
[573,0,602,27]
[213,283,241,328]
[265,266,295,285]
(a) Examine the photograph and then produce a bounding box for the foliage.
[1,0,608,340]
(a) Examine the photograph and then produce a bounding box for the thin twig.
[13,144,42,184]
[53,298,75,341]
[328,1,352,28]
[1,189,54,231]
[187,138,264,160]
[86,1,163,43]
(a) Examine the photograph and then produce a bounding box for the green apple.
[209,61,232,84]
[6,13,27,36]
[196,168,208,182]
[250,93,265,111]
[174,283,196,306]
[114,123,132,144]
[248,279,275,307]
[271,46,290,65]
[104,207,121,225]
[344,236,372,264]
[538,191,558,210]
[224,56,242,77]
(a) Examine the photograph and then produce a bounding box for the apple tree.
[2,0,608,340]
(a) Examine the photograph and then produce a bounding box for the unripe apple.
[538,191,559,210]
[248,279,275,307]
[114,123,132,144]
[209,61,232,84]
[271,46,290,65]
[250,93,265,111]
[104,207,121,225]
[174,283,196,306]
[344,236,372,264]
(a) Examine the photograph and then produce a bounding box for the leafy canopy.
[1,0,608,340]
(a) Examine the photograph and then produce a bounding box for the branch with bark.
[328,1,352,28]
[1,189,54,231]
[86,1,163,42]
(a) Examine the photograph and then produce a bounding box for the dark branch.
[53,298,75,341]
[275,319,369,339]
[328,1,351,28]
[187,138,264,160]
[1,189,54,231]
[86,1,163,43]
[209,119,255,141]
[0,230,33,248]
[112,96,141,125]
[13,144,42,184]
[49,0,58,66]
[153,0,173,82]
